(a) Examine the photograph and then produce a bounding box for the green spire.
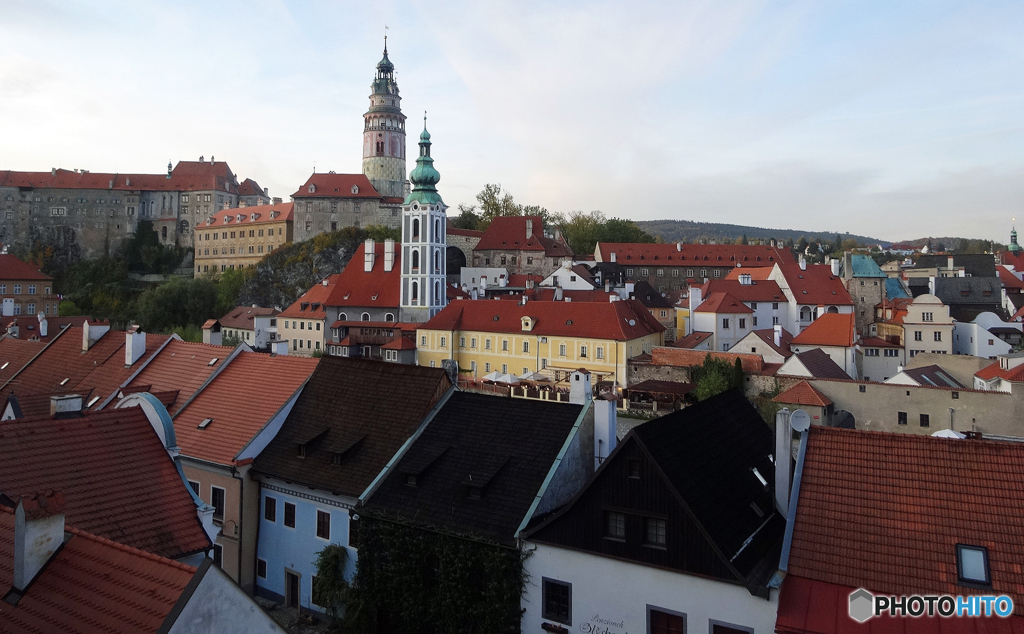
[405,114,442,205]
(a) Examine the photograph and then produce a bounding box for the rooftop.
[0,255,51,282]
[773,380,833,407]
[278,274,341,320]
[597,242,794,266]
[200,201,293,228]
[694,291,754,314]
[324,241,402,308]
[790,312,856,347]
[218,306,280,331]
[123,338,231,412]
[290,172,382,199]
[474,216,573,258]
[776,263,854,306]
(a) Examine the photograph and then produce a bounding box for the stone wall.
[291,197,400,242]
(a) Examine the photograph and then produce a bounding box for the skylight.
[198,418,214,429]
[751,467,768,487]
[87,396,100,407]
[957,545,990,585]
[208,358,218,366]
[59,378,69,386]
[0,362,8,370]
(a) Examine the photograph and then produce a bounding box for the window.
[859,385,866,393]
[502,339,508,352]
[922,312,934,322]
[485,339,491,350]
[523,341,529,353]
[559,344,567,356]
[188,480,200,495]
[914,331,922,341]
[13,284,20,294]
[920,413,930,427]
[627,268,634,276]
[898,411,907,425]
[628,459,641,478]
[421,335,427,346]
[722,318,730,328]
[27,285,35,295]
[604,511,626,540]
[641,268,649,277]
[957,545,990,585]
[772,302,779,310]
[542,578,572,626]
[865,348,879,356]
[460,336,466,348]
[485,363,491,372]
[671,269,679,277]
[649,607,686,634]
[580,345,588,358]
[349,513,360,547]
[934,331,942,342]
[502,363,508,373]
[316,510,331,540]
[645,517,667,547]
[885,349,900,357]
[264,496,277,522]
[657,269,664,277]
[284,502,296,528]
[213,544,223,568]
[739,318,745,329]
[596,347,604,360]
[257,558,267,579]
[26,303,34,315]
[440,336,446,348]
[211,486,225,522]
[710,620,754,634]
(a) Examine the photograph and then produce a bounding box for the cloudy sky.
[2,0,1022,242]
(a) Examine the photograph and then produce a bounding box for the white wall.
[859,349,904,382]
[543,265,596,290]
[168,562,284,634]
[522,543,777,634]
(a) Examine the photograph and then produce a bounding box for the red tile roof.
[0,162,240,194]
[381,337,417,350]
[773,380,832,407]
[699,278,784,302]
[975,360,1024,383]
[0,406,211,559]
[749,327,794,357]
[0,338,45,386]
[1,315,93,343]
[237,177,266,197]
[859,336,901,348]
[76,334,172,409]
[650,347,764,374]
[788,426,1024,613]
[506,273,546,287]
[999,266,1024,290]
[218,306,279,330]
[1,325,125,396]
[445,226,484,238]
[597,242,794,266]
[172,351,319,465]
[124,339,230,412]
[694,291,754,314]
[474,216,573,257]
[777,263,854,306]
[200,201,293,228]
[673,331,712,349]
[791,312,856,347]
[0,254,51,281]
[0,505,198,634]
[278,274,340,320]
[324,242,402,308]
[291,172,381,198]
[723,267,774,281]
[421,298,664,341]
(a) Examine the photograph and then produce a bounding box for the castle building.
[400,122,447,323]
[362,44,407,200]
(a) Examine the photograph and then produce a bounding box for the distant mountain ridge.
[635,219,884,245]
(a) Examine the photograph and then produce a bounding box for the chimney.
[594,394,618,469]
[689,286,703,314]
[554,287,563,301]
[125,326,146,366]
[50,395,83,418]
[799,256,807,271]
[526,219,534,239]
[2,297,14,317]
[947,256,954,270]
[569,370,593,404]
[739,273,752,285]
[928,276,936,296]
[273,341,289,356]
[13,491,67,592]
[775,409,792,514]
[384,239,395,272]
[81,321,110,351]
[610,252,617,263]
[51,167,56,175]
[199,155,204,162]
[167,161,172,179]
[830,258,840,277]
[364,238,376,271]
[774,324,782,347]
[604,280,610,292]
[676,242,682,251]
[37,312,47,338]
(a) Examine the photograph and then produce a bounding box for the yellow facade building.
[417,299,665,386]
[194,202,293,274]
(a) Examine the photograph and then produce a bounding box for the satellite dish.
[790,409,811,432]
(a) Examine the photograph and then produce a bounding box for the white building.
[953,311,1019,358]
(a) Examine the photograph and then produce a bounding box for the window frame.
[956,544,991,586]
[541,578,572,626]
[264,496,277,522]
[647,605,687,634]
[316,509,331,540]
[211,486,226,522]
[284,502,296,528]
[709,619,755,634]
[603,510,626,541]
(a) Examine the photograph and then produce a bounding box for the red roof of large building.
[0,161,241,194]
[122,338,230,412]
[596,242,794,266]
[0,255,51,282]
[772,380,832,407]
[1,315,93,343]
[776,263,854,306]
[650,347,764,374]
[474,216,573,258]
[172,352,319,465]
[237,177,266,197]
[218,306,279,330]
[723,267,773,281]
[200,201,293,228]
[324,242,402,308]
[291,172,382,199]
[0,406,211,559]
[790,312,856,347]
[693,291,754,314]
[278,274,341,320]
[699,278,784,302]
[786,426,1024,616]
[0,338,45,386]
[999,266,1024,290]
[422,298,664,341]
[0,505,198,634]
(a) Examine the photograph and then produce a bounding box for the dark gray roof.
[931,276,1002,305]
[900,364,965,388]
[794,348,849,379]
[363,392,583,545]
[914,254,996,278]
[630,280,673,308]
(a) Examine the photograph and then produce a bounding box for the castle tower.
[400,119,447,323]
[362,40,407,199]
[1011,219,1020,254]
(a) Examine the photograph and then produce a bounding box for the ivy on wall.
[343,515,528,634]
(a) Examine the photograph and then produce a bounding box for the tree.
[313,543,350,623]
[135,277,218,333]
[215,267,251,316]
[452,204,483,230]
[797,237,808,254]
[222,331,243,347]
[364,224,402,242]
[935,242,947,253]
[596,218,656,245]
[741,234,749,245]
[833,234,843,255]
[692,354,735,402]
[732,358,745,390]
[475,183,521,223]
[560,211,604,256]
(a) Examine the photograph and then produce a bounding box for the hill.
[635,219,883,246]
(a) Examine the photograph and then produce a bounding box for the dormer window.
[751,467,768,487]
[957,545,991,586]
[405,474,418,487]
[198,418,214,429]
[521,316,534,332]
[309,184,316,193]
[351,185,359,194]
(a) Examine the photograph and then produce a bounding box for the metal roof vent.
[198,418,214,429]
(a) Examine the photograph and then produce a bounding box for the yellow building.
[194,202,293,274]
[417,299,665,386]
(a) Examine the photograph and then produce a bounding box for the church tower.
[1010,219,1020,254]
[400,119,447,323]
[362,40,407,199]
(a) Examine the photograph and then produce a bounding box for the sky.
[1,0,1022,243]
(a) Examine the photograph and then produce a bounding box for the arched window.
[361,312,370,322]
[826,306,838,313]
[339,313,347,322]
[435,281,441,305]
[434,250,440,272]
[434,219,440,240]
[412,218,420,240]
[411,281,419,304]
[412,250,420,271]
[800,306,812,321]
[384,313,395,322]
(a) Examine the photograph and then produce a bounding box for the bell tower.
[362,39,407,199]
[400,118,447,323]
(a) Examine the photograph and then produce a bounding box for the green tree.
[475,183,522,223]
[741,234,749,245]
[313,543,350,623]
[452,204,483,230]
[364,224,402,242]
[135,277,218,332]
[596,218,656,245]
[559,211,604,255]
[732,358,745,390]
[222,331,243,347]
[215,267,251,316]
[935,242,947,253]
[692,354,735,401]
[797,237,808,254]
[58,299,83,316]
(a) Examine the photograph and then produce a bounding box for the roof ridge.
[65,524,199,573]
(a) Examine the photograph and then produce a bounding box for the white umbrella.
[931,429,966,439]
[482,371,501,382]
[495,373,520,384]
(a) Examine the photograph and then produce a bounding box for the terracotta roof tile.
[694,291,754,314]
[422,298,664,341]
[0,163,242,194]
[651,347,763,374]
[475,216,573,257]
[598,243,794,266]
[1,325,125,396]
[291,173,381,199]
[0,407,211,559]
[218,306,279,330]
[791,312,856,347]
[172,352,319,465]
[124,339,231,412]
[278,274,340,319]
[0,506,197,634]
[773,380,833,407]
[200,201,293,227]
[0,255,52,281]
[788,427,1024,613]
[999,267,1024,290]
[750,327,794,357]
[777,263,854,306]
[0,338,45,386]
[324,242,402,308]
[673,331,712,349]
[700,279,785,302]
